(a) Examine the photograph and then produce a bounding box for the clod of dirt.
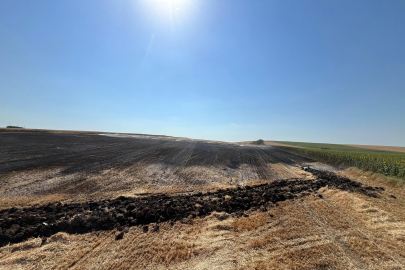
[213,212,230,221]
[41,238,47,246]
[115,231,124,240]
[150,224,159,232]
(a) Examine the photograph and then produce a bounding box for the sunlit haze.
[1,0,404,146]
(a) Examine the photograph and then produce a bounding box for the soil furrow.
[0,169,383,247]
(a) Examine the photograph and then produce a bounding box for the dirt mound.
[302,166,385,197]
[0,169,384,247]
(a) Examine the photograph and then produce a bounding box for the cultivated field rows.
[0,132,310,206]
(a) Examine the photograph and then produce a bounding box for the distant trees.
[252,139,265,145]
[6,126,24,128]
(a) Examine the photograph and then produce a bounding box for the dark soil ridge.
[0,168,383,247]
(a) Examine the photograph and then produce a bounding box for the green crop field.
[273,142,405,182]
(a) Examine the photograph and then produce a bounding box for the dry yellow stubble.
[1,167,405,269]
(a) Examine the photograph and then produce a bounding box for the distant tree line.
[252,139,265,145]
[6,126,24,128]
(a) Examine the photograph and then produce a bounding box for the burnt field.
[0,167,384,247]
[0,131,313,204]
[0,132,309,175]
[1,131,405,269]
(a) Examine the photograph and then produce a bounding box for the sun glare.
[144,0,191,20]
[141,0,196,35]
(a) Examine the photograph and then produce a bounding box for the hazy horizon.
[1,0,405,146]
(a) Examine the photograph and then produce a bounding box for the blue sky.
[1,0,404,146]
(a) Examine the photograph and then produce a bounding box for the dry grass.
[339,167,405,187]
[0,194,69,211]
[1,167,405,269]
[345,144,405,153]
[2,188,405,269]
[233,212,270,232]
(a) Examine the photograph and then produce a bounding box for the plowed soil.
[0,168,383,246]
[0,131,404,269]
[0,132,311,206]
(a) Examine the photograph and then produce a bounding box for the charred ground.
[0,132,308,175]
[0,131,313,202]
[0,167,384,246]
[2,131,405,270]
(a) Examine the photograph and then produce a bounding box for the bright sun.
[145,0,192,25]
